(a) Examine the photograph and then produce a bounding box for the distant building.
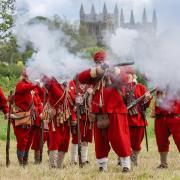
[79,3,157,44]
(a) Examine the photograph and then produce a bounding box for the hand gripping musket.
[127,87,156,151]
[127,88,156,110]
[6,90,13,167]
[75,76,83,167]
[39,91,46,163]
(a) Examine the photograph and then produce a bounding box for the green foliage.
[0,61,23,78]
[137,70,148,86]
[0,114,15,140]
[0,0,15,42]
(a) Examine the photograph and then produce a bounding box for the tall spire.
[80,3,84,14]
[90,4,96,15]
[130,10,135,25]
[114,3,119,27]
[114,3,119,14]
[152,9,157,29]
[103,2,107,15]
[120,8,124,26]
[142,8,147,24]
[80,3,85,20]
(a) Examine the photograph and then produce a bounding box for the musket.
[127,88,156,110]
[6,90,13,167]
[127,87,156,152]
[39,91,46,163]
[101,61,135,71]
[75,76,83,167]
[113,61,135,67]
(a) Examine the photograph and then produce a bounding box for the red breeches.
[155,116,180,152]
[13,125,33,152]
[56,122,70,152]
[31,126,41,151]
[94,113,131,159]
[129,126,145,151]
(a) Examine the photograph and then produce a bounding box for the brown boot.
[34,150,41,164]
[157,152,168,169]
[18,156,24,166]
[131,150,140,166]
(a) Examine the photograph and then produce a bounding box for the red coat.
[78,69,127,114]
[124,83,151,126]
[0,87,9,114]
[155,91,180,115]
[14,80,36,111]
[46,79,76,126]
[14,80,43,126]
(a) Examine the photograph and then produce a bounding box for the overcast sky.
[17,0,180,32]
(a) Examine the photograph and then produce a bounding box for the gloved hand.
[75,95,83,105]
[96,63,109,76]
[101,63,109,70]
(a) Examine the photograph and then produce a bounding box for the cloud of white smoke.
[15,0,180,101]
[15,1,92,83]
[108,27,180,99]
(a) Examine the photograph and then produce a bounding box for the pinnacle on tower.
[90,4,96,15]
[114,3,119,14]
[80,3,84,14]
[152,9,157,29]
[130,10,135,25]
[103,2,107,15]
[80,3,85,20]
[142,8,147,24]
[120,8,124,26]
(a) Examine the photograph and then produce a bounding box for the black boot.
[17,150,25,166]
[23,151,29,166]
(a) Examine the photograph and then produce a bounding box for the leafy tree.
[0,0,15,42]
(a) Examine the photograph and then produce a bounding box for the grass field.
[0,114,179,180]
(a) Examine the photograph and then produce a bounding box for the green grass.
[0,114,15,140]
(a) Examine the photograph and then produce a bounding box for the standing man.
[120,67,152,166]
[12,70,41,166]
[151,89,180,168]
[71,83,93,165]
[77,51,132,173]
[41,76,77,168]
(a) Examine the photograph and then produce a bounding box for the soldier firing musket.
[122,66,155,166]
[76,51,134,173]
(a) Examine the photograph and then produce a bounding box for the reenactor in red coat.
[12,70,42,166]
[151,88,180,168]
[120,67,152,166]
[77,51,132,172]
[41,76,77,168]
[71,83,93,165]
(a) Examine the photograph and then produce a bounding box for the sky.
[16,0,180,32]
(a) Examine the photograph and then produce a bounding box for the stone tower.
[79,4,157,44]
